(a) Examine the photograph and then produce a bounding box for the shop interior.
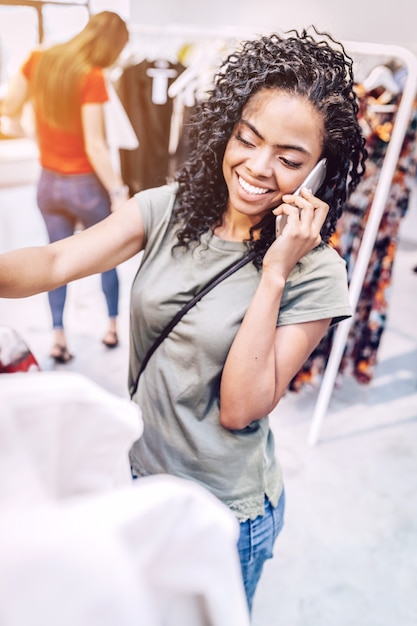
[0,2,417,625]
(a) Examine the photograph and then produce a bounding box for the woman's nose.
[246,148,273,178]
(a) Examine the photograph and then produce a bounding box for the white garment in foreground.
[0,372,249,625]
[0,371,142,504]
[0,477,249,626]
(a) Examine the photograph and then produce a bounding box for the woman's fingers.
[279,188,329,232]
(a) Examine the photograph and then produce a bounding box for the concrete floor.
[1,181,417,626]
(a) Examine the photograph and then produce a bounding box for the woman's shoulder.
[21,47,44,77]
[134,183,178,232]
[290,243,347,282]
[134,183,178,211]
[278,243,351,326]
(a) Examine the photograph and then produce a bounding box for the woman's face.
[222,88,325,222]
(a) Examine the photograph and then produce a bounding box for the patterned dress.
[290,85,417,390]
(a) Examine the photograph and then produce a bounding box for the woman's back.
[22,49,108,174]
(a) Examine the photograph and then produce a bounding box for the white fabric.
[0,507,149,626]
[0,371,142,504]
[104,80,139,150]
[0,372,249,625]
[104,78,139,174]
[0,477,250,626]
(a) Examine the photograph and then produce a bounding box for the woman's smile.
[238,175,270,196]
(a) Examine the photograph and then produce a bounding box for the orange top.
[22,50,108,174]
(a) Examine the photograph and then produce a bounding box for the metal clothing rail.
[128,22,256,40]
[308,42,417,446]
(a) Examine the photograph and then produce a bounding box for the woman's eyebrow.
[239,119,309,155]
[240,119,264,140]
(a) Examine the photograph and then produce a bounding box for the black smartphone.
[275,158,327,237]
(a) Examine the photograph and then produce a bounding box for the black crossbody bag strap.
[130,251,256,398]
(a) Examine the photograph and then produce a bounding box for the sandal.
[50,344,73,363]
[102,330,119,348]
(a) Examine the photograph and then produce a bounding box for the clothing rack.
[128,25,417,444]
[128,22,256,40]
[308,42,417,445]
[125,23,255,75]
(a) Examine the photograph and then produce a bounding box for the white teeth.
[238,176,269,195]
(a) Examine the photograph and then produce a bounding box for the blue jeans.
[238,490,285,613]
[37,169,119,328]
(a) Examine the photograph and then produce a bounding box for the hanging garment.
[290,89,417,390]
[103,78,139,174]
[117,59,185,193]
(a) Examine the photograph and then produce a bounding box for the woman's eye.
[235,132,254,147]
[281,157,302,169]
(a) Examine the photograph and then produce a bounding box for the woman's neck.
[213,212,260,242]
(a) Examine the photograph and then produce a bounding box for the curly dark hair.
[173,27,367,268]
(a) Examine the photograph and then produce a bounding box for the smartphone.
[275,158,327,237]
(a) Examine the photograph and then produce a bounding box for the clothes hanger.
[167,38,231,106]
[362,64,400,95]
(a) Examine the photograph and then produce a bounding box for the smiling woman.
[0,27,367,614]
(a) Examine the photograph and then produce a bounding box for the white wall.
[129,0,417,55]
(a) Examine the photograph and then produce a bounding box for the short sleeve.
[21,50,41,81]
[134,184,178,238]
[80,68,108,105]
[278,244,352,327]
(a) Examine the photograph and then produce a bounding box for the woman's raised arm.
[0,196,144,298]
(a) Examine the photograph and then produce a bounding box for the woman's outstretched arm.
[0,196,144,298]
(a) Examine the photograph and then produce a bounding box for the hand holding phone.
[275,158,327,237]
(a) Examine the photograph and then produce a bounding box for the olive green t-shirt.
[128,184,352,521]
